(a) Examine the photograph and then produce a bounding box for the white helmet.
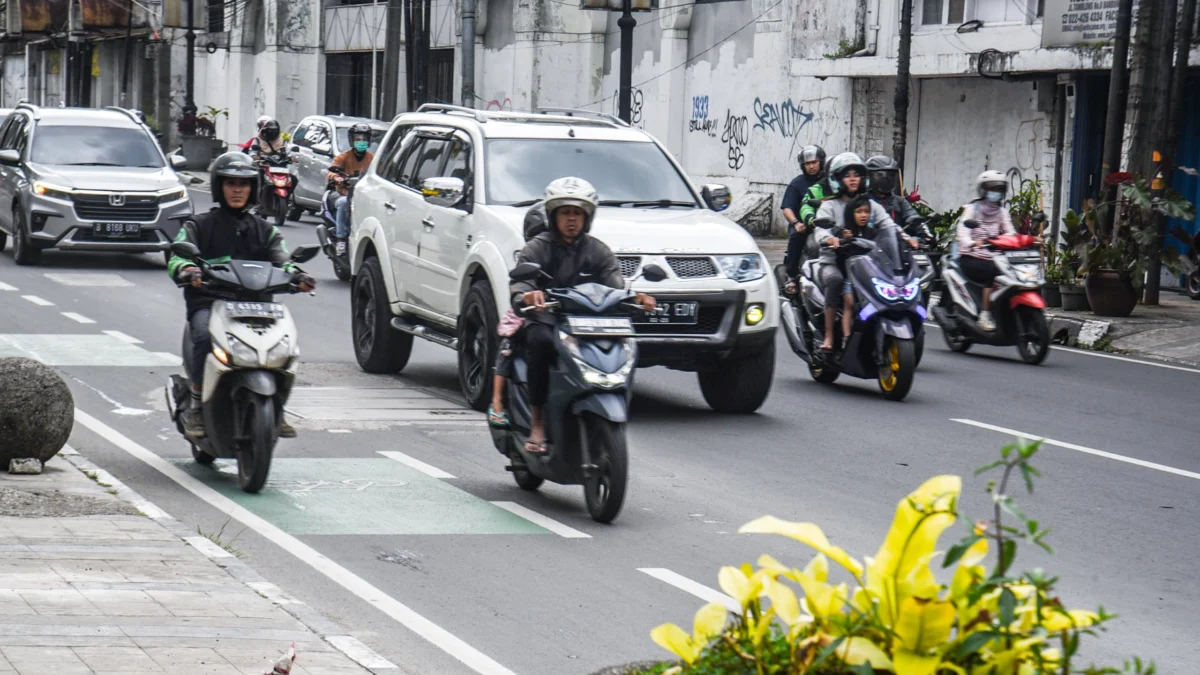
[976,170,1008,199]
[543,177,599,231]
[256,114,271,129]
[826,152,868,196]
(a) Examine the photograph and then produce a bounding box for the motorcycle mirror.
[170,241,201,260]
[641,264,668,283]
[509,262,543,282]
[290,245,320,263]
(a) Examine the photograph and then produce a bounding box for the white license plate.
[227,302,285,320]
[566,316,634,336]
[93,222,141,237]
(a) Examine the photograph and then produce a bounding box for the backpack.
[523,200,548,241]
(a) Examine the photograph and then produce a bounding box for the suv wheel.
[12,207,41,266]
[352,256,413,373]
[697,340,775,414]
[0,230,7,252]
[458,279,498,412]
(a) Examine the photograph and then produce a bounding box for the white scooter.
[165,240,319,492]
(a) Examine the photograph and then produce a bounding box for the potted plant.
[1042,261,1065,307]
[635,442,1154,675]
[1055,209,1090,311]
[177,105,229,171]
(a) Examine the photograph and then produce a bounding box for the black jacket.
[510,231,623,324]
[168,206,296,314]
[780,172,822,217]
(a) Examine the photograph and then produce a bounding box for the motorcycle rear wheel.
[237,393,277,493]
[877,337,916,401]
[1188,272,1200,300]
[582,415,628,524]
[191,443,215,465]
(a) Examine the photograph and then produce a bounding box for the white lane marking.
[326,635,400,670]
[328,429,352,434]
[952,419,1200,481]
[61,312,96,325]
[378,450,456,479]
[68,375,153,416]
[184,536,234,559]
[639,568,740,613]
[489,501,592,539]
[72,409,517,675]
[22,295,53,306]
[103,330,143,344]
[151,352,184,366]
[1049,346,1200,374]
[0,282,17,291]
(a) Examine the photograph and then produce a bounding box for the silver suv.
[287,114,388,218]
[0,104,192,266]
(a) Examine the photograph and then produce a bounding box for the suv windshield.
[32,125,164,168]
[485,139,698,206]
[337,126,386,154]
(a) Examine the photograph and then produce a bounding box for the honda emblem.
[109,194,125,207]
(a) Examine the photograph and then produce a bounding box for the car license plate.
[93,223,140,238]
[636,301,699,325]
[912,254,930,265]
[566,316,634,336]
[226,302,285,320]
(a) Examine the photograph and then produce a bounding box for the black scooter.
[489,262,667,523]
[315,166,357,282]
[780,222,924,401]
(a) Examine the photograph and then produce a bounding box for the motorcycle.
[489,261,667,523]
[1172,226,1200,300]
[780,221,924,401]
[931,232,1050,364]
[256,151,299,228]
[164,240,320,493]
[315,166,358,282]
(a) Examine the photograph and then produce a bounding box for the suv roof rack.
[104,106,146,125]
[411,103,631,129]
[534,107,630,128]
[15,102,38,117]
[415,103,490,123]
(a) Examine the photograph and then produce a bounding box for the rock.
[8,458,42,475]
[725,191,775,237]
[0,357,74,465]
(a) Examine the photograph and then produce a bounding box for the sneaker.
[182,406,205,439]
[978,311,996,332]
[279,420,297,438]
[335,240,347,257]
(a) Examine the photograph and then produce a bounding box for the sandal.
[487,407,510,428]
[784,280,798,295]
[524,439,549,455]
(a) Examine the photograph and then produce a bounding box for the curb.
[57,445,405,674]
[1046,313,1111,347]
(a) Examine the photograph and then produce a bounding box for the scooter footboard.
[571,392,628,424]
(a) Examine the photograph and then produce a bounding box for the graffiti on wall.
[687,93,843,173]
[253,78,267,116]
[752,98,814,139]
[485,94,512,111]
[611,88,645,128]
[688,95,718,137]
[721,110,749,171]
[1014,118,1045,173]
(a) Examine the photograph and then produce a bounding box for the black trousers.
[188,308,212,390]
[960,255,1000,286]
[784,227,810,278]
[523,322,556,407]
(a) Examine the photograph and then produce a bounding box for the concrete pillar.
[656,7,691,157]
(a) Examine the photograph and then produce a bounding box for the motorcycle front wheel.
[582,415,628,524]
[1188,271,1200,300]
[1015,307,1050,365]
[237,393,277,493]
[877,337,916,401]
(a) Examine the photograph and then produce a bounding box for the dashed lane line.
[638,568,740,613]
[489,501,592,539]
[21,294,53,306]
[61,312,96,325]
[377,450,456,479]
[0,281,16,291]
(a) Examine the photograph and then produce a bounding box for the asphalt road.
[1,188,1196,674]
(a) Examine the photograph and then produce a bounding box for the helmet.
[256,115,271,129]
[976,170,1008,200]
[523,201,548,240]
[826,152,867,196]
[209,152,260,209]
[797,145,826,174]
[261,120,281,141]
[865,155,900,195]
[349,122,372,153]
[542,177,599,232]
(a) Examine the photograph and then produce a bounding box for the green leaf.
[997,495,1029,524]
[848,665,875,675]
[998,539,1017,576]
[974,460,1006,476]
[948,630,1001,660]
[1019,463,1036,494]
[998,587,1017,625]
[942,535,983,568]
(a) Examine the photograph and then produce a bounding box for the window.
[306,123,332,153]
[31,125,164,168]
[441,140,469,181]
[0,115,22,149]
[335,125,387,154]
[922,0,1039,25]
[206,0,225,32]
[373,126,410,180]
[411,138,449,187]
[292,122,311,147]
[922,0,964,25]
[389,137,425,187]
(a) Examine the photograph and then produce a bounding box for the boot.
[182,405,205,440]
[279,419,297,439]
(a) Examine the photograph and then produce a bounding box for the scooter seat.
[801,259,822,282]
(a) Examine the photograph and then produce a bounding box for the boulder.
[0,357,74,466]
[725,191,776,237]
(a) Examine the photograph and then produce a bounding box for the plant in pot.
[177,105,229,172]
[1009,178,1048,236]
[633,441,1153,675]
[1057,209,1091,312]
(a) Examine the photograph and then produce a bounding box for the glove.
[179,267,202,288]
[293,271,316,292]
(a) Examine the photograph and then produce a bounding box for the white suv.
[347,105,778,413]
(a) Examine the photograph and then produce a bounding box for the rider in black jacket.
[509,177,656,454]
[168,152,315,440]
[781,145,826,285]
[866,155,928,240]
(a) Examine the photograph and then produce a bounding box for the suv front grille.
[73,194,160,223]
[634,306,725,335]
[666,256,718,278]
[618,256,641,278]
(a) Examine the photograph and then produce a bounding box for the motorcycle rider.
[510,177,656,454]
[168,152,316,440]
[866,155,927,240]
[326,123,375,257]
[781,145,826,292]
[813,153,918,352]
[249,119,287,158]
[241,115,273,153]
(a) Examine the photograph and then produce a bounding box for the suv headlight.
[158,186,188,202]
[33,181,72,201]
[222,334,259,367]
[265,336,296,368]
[715,254,765,282]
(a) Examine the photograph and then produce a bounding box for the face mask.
[353,141,369,153]
[985,190,1004,203]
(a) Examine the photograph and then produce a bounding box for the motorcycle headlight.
[560,332,635,390]
[871,277,902,302]
[224,334,259,367]
[265,335,295,368]
[901,279,920,301]
[715,254,766,282]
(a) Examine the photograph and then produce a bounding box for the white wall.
[1,56,26,107]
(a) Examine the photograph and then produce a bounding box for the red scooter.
[932,233,1050,364]
[257,152,298,228]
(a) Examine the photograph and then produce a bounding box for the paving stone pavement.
[0,453,388,675]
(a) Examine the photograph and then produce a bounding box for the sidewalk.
[0,451,386,675]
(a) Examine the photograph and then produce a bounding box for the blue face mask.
[353,140,369,153]
[985,190,1004,203]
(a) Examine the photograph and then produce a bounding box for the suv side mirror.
[510,262,543,282]
[641,264,668,283]
[290,245,320,263]
[701,184,732,212]
[312,142,332,156]
[0,149,19,165]
[170,241,201,259]
[421,177,465,209]
[169,154,187,170]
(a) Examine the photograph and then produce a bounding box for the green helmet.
[826,152,867,197]
[209,152,260,209]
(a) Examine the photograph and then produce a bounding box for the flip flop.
[487,407,510,428]
[524,439,549,455]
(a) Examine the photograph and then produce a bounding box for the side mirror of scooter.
[170,241,201,261]
[641,264,668,283]
[510,262,543,282]
[290,245,320,263]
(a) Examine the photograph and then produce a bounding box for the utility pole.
[371,0,379,118]
[121,0,134,107]
[381,0,403,118]
[617,0,635,123]
[185,0,196,110]
[461,0,476,107]
[1125,0,1163,181]
[892,0,913,169]
[421,0,431,105]
[1143,0,1186,305]
[1097,0,1133,238]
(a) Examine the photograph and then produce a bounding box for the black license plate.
[93,223,141,238]
[226,302,285,320]
[636,301,699,325]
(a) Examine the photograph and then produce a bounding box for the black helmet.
[523,201,548,240]
[262,120,281,141]
[865,155,900,195]
[797,145,826,175]
[210,152,260,209]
